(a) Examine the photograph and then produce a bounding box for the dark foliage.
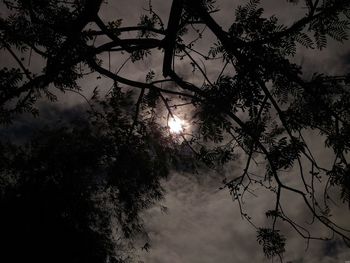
[0,91,181,262]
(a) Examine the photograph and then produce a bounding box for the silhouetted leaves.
[257,228,286,259]
[0,90,183,262]
[328,163,350,206]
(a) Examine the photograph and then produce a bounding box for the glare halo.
[168,116,185,134]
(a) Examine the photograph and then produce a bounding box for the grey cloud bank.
[138,172,350,262]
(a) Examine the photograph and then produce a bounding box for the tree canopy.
[1,0,350,261]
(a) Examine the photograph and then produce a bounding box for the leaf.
[314,30,327,49]
[257,228,286,258]
[295,32,314,48]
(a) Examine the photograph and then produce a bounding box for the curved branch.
[88,58,197,99]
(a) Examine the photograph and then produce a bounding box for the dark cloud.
[0,102,88,144]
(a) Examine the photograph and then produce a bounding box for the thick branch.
[95,38,162,53]
[88,58,196,99]
[163,0,183,77]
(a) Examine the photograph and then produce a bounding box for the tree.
[0,91,187,262]
[1,0,350,261]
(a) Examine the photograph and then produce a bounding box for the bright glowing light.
[168,116,185,134]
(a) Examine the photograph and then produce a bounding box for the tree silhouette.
[0,90,186,262]
[1,0,350,261]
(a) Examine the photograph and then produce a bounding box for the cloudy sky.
[1,0,350,262]
[107,1,350,262]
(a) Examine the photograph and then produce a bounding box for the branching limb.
[88,58,197,99]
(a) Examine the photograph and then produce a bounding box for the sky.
[1,0,350,262]
[107,1,350,262]
[137,173,350,263]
